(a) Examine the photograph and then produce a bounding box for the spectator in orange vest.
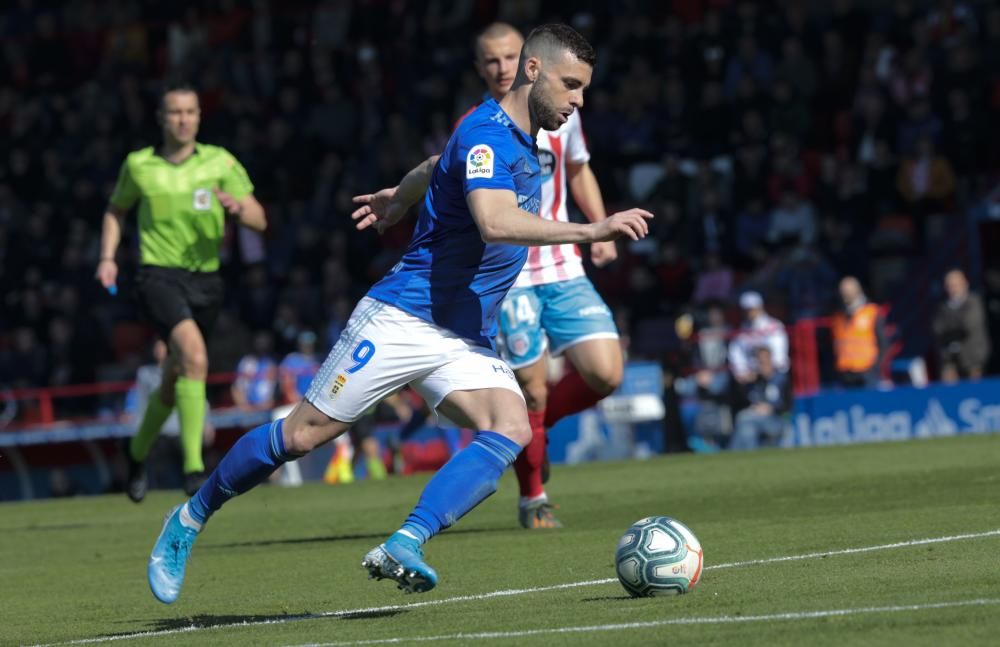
[932,269,991,382]
[831,277,886,388]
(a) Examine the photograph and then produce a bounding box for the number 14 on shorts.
[502,295,537,324]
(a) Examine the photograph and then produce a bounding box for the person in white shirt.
[728,291,789,383]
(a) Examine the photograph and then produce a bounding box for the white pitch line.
[290,598,1000,647]
[32,528,1000,647]
[706,528,1000,570]
[28,580,617,647]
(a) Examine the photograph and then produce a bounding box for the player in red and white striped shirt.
[352,23,623,530]
[519,109,592,286]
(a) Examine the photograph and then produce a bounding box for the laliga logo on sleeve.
[466,144,494,179]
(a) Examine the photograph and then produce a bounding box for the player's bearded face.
[528,73,565,131]
[528,53,592,131]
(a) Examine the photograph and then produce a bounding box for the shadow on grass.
[581,595,636,602]
[205,525,501,550]
[104,607,408,638]
[143,612,322,631]
[338,609,407,621]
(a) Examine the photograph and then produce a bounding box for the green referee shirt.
[109,143,254,272]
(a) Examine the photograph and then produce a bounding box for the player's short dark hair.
[159,82,199,110]
[522,24,596,68]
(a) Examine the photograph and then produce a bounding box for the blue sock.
[399,431,521,544]
[188,419,293,524]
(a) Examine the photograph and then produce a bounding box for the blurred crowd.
[1,0,999,421]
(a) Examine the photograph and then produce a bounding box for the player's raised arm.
[466,187,652,246]
[352,155,440,233]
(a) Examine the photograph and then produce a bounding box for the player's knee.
[282,420,324,455]
[521,381,548,411]
[493,417,532,447]
[600,365,624,395]
[179,348,209,377]
[284,432,314,455]
[584,362,623,396]
[282,402,351,455]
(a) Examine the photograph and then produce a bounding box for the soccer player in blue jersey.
[355,22,623,530]
[147,24,652,604]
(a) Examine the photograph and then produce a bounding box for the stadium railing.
[789,305,903,395]
[0,372,243,435]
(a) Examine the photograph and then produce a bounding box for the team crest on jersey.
[193,188,212,211]
[329,373,348,397]
[508,332,530,357]
[466,145,495,179]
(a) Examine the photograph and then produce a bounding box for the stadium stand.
[1,1,999,495]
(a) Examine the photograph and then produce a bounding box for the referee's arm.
[95,204,127,289]
[214,188,267,232]
[97,156,139,288]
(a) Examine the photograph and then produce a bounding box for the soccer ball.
[615,516,703,597]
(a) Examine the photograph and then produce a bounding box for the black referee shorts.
[135,265,224,342]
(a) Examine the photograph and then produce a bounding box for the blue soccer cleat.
[362,534,439,594]
[148,504,200,604]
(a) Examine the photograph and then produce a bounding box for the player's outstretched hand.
[213,187,242,216]
[589,208,653,242]
[351,187,406,235]
[590,240,618,267]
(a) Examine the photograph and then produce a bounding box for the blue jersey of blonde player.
[279,352,320,399]
[368,98,541,346]
[234,355,277,407]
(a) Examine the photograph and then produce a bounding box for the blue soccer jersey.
[234,356,277,406]
[279,352,320,398]
[368,99,541,348]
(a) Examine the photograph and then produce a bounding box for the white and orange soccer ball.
[615,516,704,596]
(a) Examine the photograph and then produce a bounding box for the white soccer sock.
[179,502,203,532]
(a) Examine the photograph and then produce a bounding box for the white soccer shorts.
[305,297,523,423]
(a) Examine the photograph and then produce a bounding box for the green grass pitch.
[3,434,999,646]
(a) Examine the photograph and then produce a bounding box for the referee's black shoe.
[121,439,147,503]
[183,471,207,496]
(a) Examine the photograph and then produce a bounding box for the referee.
[96,84,266,501]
